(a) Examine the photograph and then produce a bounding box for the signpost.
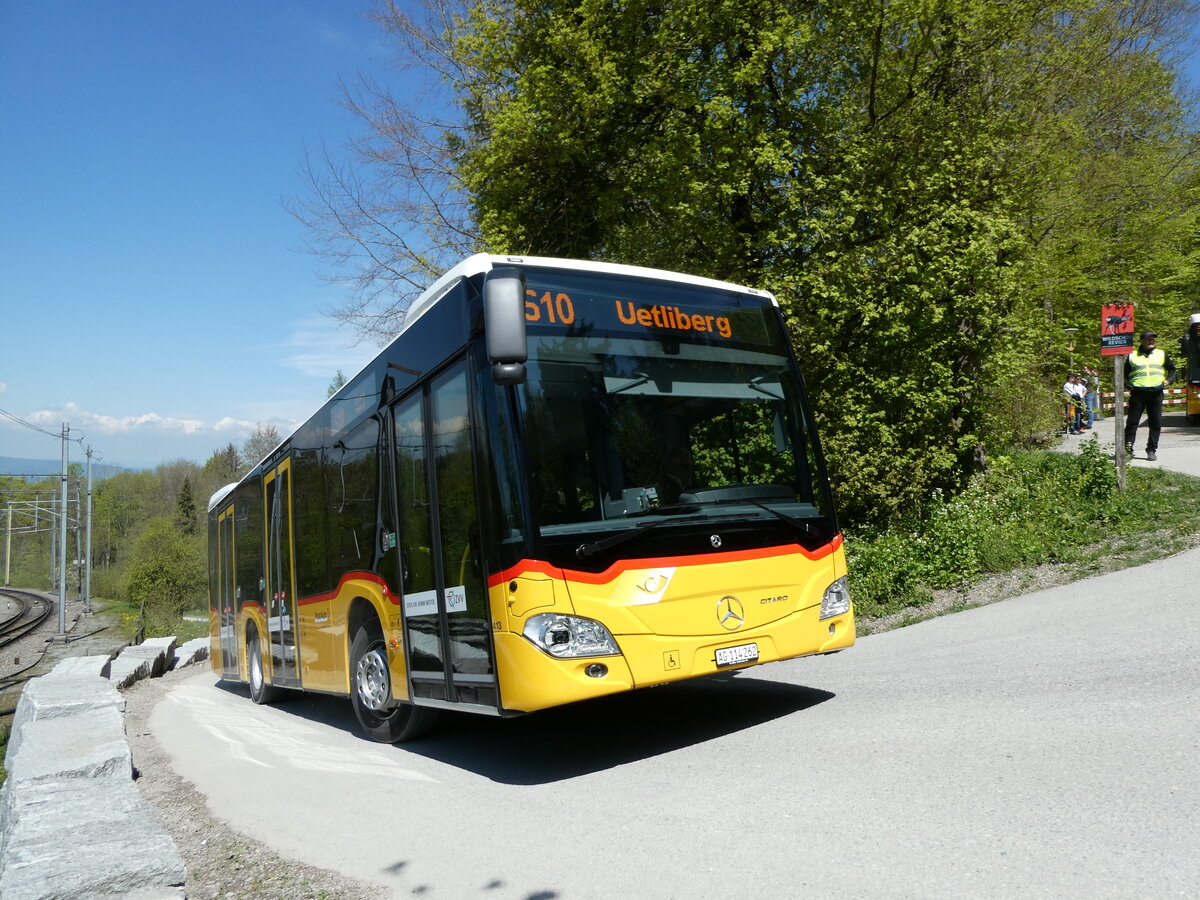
[1101,302,1135,489]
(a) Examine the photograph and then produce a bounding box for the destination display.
[520,268,777,350]
[525,290,736,340]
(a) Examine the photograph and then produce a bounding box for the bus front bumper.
[495,604,854,714]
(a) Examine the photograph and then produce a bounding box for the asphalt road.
[1065,409,1200,475]
[148,415,1200,899]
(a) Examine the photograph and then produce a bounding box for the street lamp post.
[1063,327,1079,372]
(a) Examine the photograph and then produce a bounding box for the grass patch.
[98,597,210,643]
[846,438,1200,631]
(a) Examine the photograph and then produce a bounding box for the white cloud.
[0,382,7,394]
[26,402,217,436]
[210,415,262,432]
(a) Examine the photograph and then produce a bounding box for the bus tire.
[247,627,282,705]
[350,622,437,743]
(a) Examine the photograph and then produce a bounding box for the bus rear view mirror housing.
[484,267,528,384]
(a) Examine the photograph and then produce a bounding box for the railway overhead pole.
[57,423,69,635]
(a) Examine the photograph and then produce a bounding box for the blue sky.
[0,1,409,470]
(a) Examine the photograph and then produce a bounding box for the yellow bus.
[1184,313,1200,425]
[207,255,854,742]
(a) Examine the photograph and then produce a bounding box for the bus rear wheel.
[350,623,437,743]
[247,628,282,705]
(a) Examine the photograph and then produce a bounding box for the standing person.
[1062,374,1085,435]
[1123,331,1176,461]
[1084,366,1100,429]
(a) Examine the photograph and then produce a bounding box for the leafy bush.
[845,440,1200,621]
[123,517,206,639]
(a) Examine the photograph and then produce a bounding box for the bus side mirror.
[484,267,528,385]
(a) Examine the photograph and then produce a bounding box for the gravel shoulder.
[123,669,382,900]
[0,597,380,899]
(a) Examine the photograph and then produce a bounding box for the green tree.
[174,477,197,536]
[243,424,282,468]
[92,471,159,567]
[328,369,348,398]
[303,0,1200,523]
[203,443,242,485]
[124,517,206,640]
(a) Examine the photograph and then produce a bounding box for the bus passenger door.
[263,461,300,685]
[215,504,238,676]
[393,360,496,706]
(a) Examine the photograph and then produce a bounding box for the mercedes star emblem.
[717,595,745,630]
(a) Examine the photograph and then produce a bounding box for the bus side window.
[330,417,380,573]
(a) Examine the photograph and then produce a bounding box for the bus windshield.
[514,268,829,543]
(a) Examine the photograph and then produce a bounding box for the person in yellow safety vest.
[1123,330,1176,462]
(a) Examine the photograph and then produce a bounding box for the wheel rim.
[355,645,391,712]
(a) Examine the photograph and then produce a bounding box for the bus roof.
[400,254,777,335]
[208,481,239,513]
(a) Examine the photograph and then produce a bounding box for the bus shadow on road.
[403,675,834,784]
[226,673,835,784]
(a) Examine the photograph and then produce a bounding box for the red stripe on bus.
[272,538,844,605]
[486,534,843,589]
[291,570,396,607]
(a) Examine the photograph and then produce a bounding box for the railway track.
[0,587,53,650]
[0,587,60,705]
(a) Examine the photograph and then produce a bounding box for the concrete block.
[6,707,131,784]
[105,636,179,687]
[115,637,178,679]
[7,706,129,785]
[49,654,114,679]
[108,654,153,689]
[0,776,185,899]
[7,675,124,759]
[140,636,179,658]
[172,637,210,669]
[0,669,187,899]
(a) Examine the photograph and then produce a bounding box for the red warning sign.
[1101,303,1135,356]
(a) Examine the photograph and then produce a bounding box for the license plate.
[715,642,758,668]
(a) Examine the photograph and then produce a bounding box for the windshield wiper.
[574,509,736,560]
[680,496,816,534]
[576,517,677,560]
[749,501,816,536]
[607,372,651,395]
[747,375,783,400]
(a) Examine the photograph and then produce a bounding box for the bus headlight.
[819,576,851,620]
[523,614,621,658]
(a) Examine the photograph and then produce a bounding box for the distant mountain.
[0,456,130,481]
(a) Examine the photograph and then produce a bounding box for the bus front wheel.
[247,628,281,705]
[349,623,437,743]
